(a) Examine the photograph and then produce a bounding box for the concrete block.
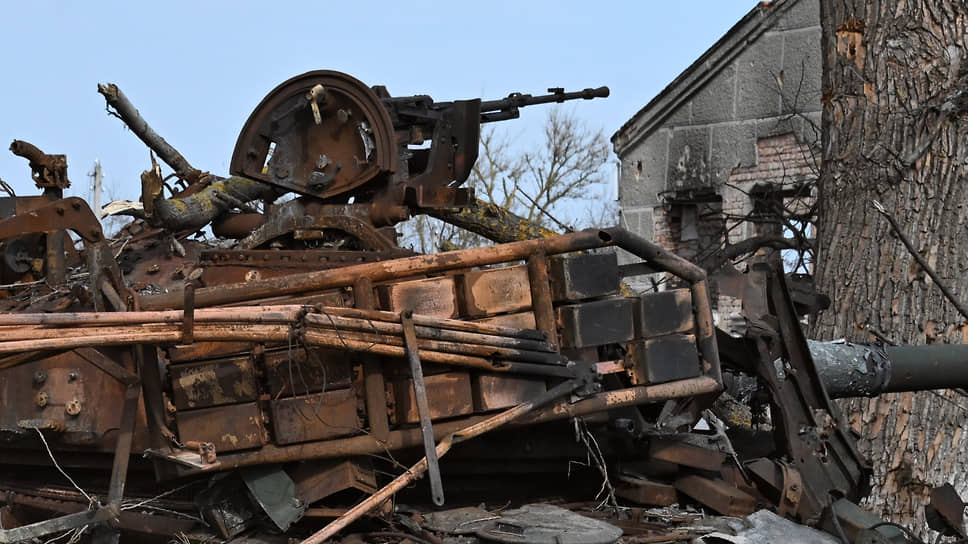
[663,102,692,127]
[774,0,820,31]
[666,126,711,189]
[780,28,822,115]
[620,130,670,207]
[710,122,758,186]
[735,33,783,120]
[755,116,801,140]
[691,62,737,124]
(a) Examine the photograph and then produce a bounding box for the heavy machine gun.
[0,71,963,544]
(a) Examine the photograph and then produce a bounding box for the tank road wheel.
[230,70,397,201]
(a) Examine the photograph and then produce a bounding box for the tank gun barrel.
[810,340,968,398]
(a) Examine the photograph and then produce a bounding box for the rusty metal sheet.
[649,436,726,471]
[472,373,547,412]
[176,402,266,452]
[0,350,128,446]
[169,356,259,410]
[264,348,354,397]
[291,459,378,504]
[634,289,695,338]
[674,475,760,516]
[389,371,473,425]
[269,388,360,445]
[377,276,458,318]
[556,297,635,349]
[627,334,701,385]
[474,311,537,330]
[548,251,619,302]
[457,265,532,317]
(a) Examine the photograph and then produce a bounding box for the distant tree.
[404,109,614,253]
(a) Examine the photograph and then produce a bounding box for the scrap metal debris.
[0,70,962,544]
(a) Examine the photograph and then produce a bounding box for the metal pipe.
[527,250,558,345]
[303,313,557,353]
[302,321,563,364]
[312,306,548,341]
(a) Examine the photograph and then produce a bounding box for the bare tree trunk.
[815,0,968,535]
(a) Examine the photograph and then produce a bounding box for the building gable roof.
[611,0,798,156]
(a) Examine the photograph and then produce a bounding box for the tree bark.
[815,0,968,536]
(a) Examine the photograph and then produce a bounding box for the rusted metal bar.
[313,306,548,341]
[304,312,556,353]
[0,508,116,544]
[0,305,306,326]
[107,382,140,508]
[354,277,390,440]
[302,323,565,365]
[302,330,577,376]
[690,279,722,385]
[600,228,705,283]
[300,378,581,544]
[401,310,445,506]
[527,250,558,345]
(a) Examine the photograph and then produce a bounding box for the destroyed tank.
[0,71,962,544]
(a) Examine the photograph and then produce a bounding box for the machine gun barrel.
[479,86,610,123]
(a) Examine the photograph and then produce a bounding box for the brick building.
[612,0,820,321]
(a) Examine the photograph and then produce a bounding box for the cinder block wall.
[615,0,821,297]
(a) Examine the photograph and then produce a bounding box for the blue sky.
[0,1,757,203]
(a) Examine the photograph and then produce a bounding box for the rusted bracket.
[0,349,140,543]
[401,309,445,506]
[9,140,69,190]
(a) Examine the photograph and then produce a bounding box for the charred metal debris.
[0,71,962,544]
